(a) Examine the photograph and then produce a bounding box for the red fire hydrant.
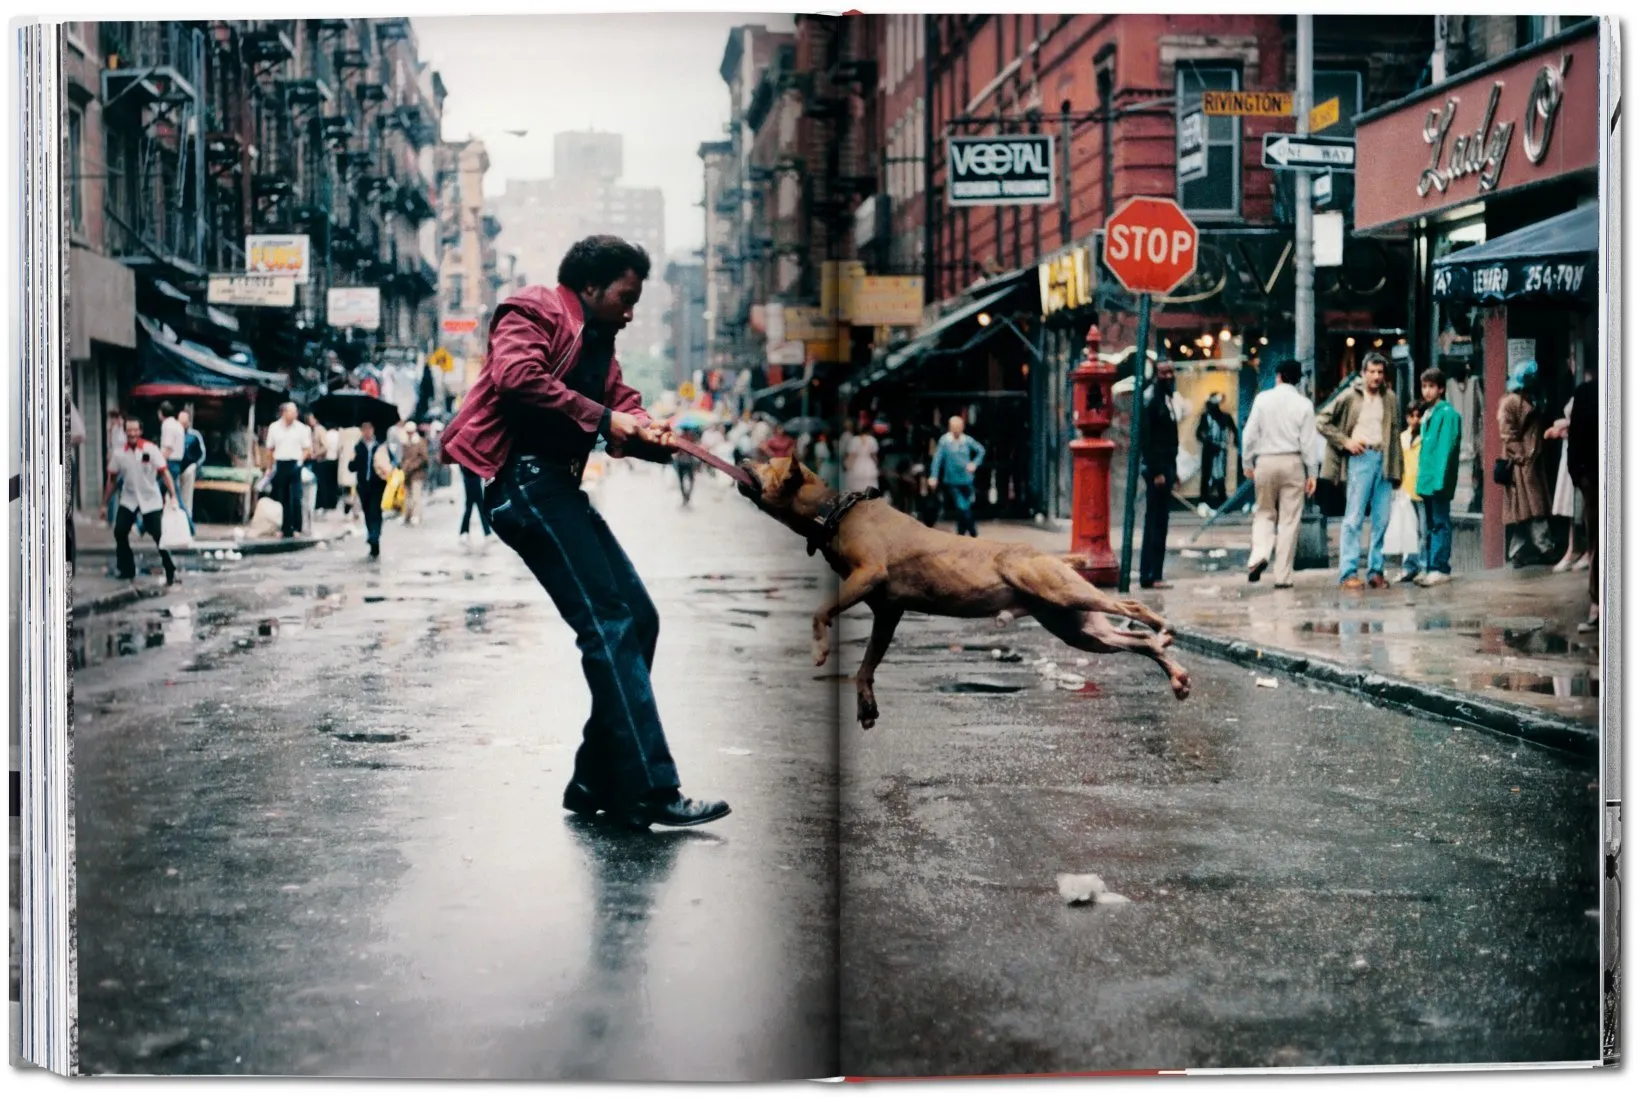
[1068,325,1118,585]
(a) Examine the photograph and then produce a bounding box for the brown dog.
[738,457,1190,728]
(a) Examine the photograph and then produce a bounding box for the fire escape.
[100,21,210,278]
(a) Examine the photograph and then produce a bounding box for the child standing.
[1385,403,1425,583]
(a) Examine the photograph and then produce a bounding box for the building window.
[1313,69,1364,138]
[1175,62,1240,218]
[68,107,84,233]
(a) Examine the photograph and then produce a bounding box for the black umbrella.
[782,416,829,436]
[311,389,402,434]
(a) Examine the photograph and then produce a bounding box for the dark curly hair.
[557,235,651,292]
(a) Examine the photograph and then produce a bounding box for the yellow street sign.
[1308,96,1341,134]
[678,381,697,401]
[429,347,454,372]
[1201,90,1293,117]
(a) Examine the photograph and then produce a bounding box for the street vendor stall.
[126,317,289,523]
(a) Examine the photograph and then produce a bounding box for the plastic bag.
[382,468,405,512]
[159,506,193,551]
[1175,447,1201,485]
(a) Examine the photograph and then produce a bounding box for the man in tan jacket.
[1318,352,1402,590]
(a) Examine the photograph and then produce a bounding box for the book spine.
[12,17,75,1077]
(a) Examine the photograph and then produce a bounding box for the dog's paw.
[1159,629,1176,648]
[1170,669,1191,701]
[857,692,879,729]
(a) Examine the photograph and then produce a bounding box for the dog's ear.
[777,457,806,497]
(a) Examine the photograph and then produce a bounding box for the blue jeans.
[1421,494,1453,576]
[1338,450,1394,582]
[942,483,977,537]
[484,456,680,803]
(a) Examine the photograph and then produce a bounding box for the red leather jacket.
[439,284,649,480]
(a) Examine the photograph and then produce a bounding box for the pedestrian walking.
[929,415,987,538]
[812,429,839,488]
[176,410,205,522]
[68,400,85,574]
[400,424,429,525]
[1137,362,1181,589]
[1497,360,1555,566]
[1242,359,1318,589]
[1565,366,1599,632]
[350,421,391,559]
[264,402,313,538]
[842,411,880,494]
[104,416,178,586]
[1194,393,1238,508]
[158,401,184,504]
[1547,354,1593,573]
[1319,350,1402,590]
[761,422,797,460]
[437,233,729,830]
[1413,367,1463,587]
[1384,403,1425,583]
[456,461,491,547]
[309,413,341,514]
[104,408,126,528]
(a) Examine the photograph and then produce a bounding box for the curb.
[1168,626,1599,761]
[71,582,167,619]
[76,531,349,558]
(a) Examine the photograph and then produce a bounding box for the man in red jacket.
[441,235,730,831]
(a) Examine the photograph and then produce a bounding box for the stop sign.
[1102,197,1200,295]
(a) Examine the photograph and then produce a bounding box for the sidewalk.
[946,515,1601,751]
[71,510,358,618]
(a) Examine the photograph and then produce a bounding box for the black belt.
[510,453,587,480]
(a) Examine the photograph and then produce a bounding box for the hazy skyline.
[414,13,795,257]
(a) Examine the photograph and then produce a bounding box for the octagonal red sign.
[1101,197,1200,296]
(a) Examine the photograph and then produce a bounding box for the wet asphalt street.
[71,462,1599,1077]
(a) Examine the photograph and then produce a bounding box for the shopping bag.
[382,468,405,512]
[158,506,194,551]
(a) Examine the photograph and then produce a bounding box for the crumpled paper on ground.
[1056,873,1131,906]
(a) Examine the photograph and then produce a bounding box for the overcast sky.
[414,13,795,257]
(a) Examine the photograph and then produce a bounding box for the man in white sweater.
[1241,359,1319,588]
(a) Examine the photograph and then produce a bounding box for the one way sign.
[1261,133,1356,171]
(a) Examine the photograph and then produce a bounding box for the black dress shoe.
[562,780,606,817]
[1248,558,1268,583]
[610,791,731,831]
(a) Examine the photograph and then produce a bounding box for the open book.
[11,10,1620,1080]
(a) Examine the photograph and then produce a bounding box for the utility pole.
[1294,13,1315,391]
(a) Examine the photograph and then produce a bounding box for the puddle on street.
[71,617,173,670]
[727,608,772,618]
[1473,671,1600,697]
[332,731,410,744]
[1478,625,1573,656]
[939,681,1027,694]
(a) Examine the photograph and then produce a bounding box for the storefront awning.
[132,316,289,400]
[1432,205,1596,307]
[875,285,1016,379]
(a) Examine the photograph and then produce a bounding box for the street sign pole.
[1117,293,1152,594]
[1295,13,1315,392]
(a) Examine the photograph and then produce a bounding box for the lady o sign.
[1101,197,1200,295]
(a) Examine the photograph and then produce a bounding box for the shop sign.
[207,272,295,307]
[1177,110,1207,185]
[1038,247,1093,318]
[441,316,479,335]
[782,306,837,342]
[246,234,311,284]
[849,276,924,326]
[767,339,806,366]
[327,286,380,330]
[946,135,1056,206]
[1354,25,1597,230]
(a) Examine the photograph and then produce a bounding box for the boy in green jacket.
[1413,367,1463,586]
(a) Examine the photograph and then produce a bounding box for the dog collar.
[808,487,881,557]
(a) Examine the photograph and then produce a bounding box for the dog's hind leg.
[1033,607,1191,701]
[1002,554,1170,633]
[855,606,904,730]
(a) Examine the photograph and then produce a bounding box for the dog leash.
[670,436,756,486]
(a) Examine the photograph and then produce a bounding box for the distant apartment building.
[488,130,667,363]
[662,259,708,388]
[436,138,501,393]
